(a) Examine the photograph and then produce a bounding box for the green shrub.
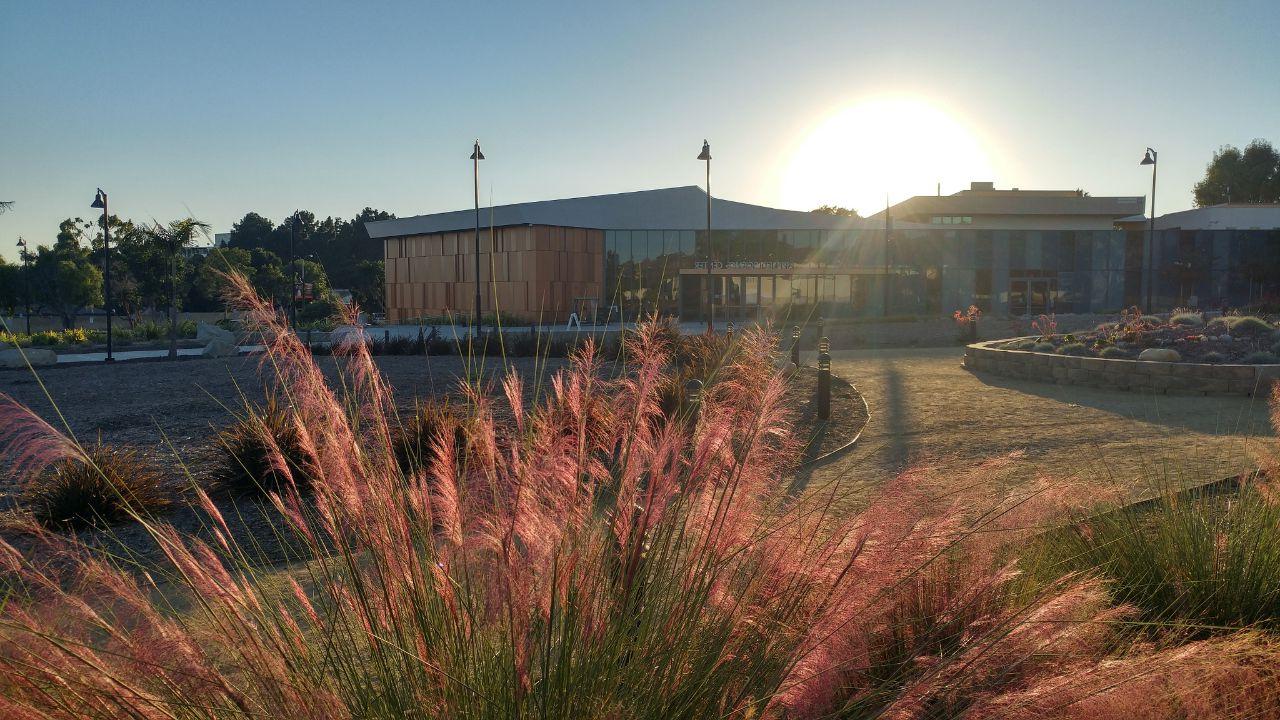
[1203,351,1226,363]
[1099,346,1130,359]
[1047,482,1280,630]
[1057,342,1093,357]
[1032,342,1056,353]
[1171,312,1204,326]
[1272,340,1280,356]
[1006,339,1036,350]
[214,394,315,497]
[23,445,169,529]
[1242,351,1279,365]
[1227,316,1274,334]
[1139,315,1163,324]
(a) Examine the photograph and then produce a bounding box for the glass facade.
[602,227,1280,321]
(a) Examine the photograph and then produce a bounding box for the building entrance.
[1009,278,1057,316]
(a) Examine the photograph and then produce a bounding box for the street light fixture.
[1140,147,1157,312]
[471,140,485,329]
[16,237,31,335]
[697,139,712,333]
[289,211,301,330]
[90,188,114,362]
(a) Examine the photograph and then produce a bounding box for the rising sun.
[781,97,994,216]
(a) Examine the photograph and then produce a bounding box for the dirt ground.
[802,346,1276,509]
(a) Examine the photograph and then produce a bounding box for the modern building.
[365,183,1280,322]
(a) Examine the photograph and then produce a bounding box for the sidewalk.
[56,346,264,364]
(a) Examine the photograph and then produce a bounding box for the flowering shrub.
[1031,313,1057,340]
[1,275,1279,718]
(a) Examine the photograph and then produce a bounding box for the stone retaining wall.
[963,339,1280,396]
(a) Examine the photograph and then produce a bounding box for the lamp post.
[90,189,114,362]
[1140,147,1157,313]
[471,140,485,329]
[16,237,31,335]
[698,139,712,333]
[289,211,300,330]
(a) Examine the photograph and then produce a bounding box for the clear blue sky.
[2,0,1278,259]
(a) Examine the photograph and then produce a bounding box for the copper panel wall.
[383,225,603,323]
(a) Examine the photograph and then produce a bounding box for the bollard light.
[817,336,832,421]
[685,377,704,425]
[726,321,734,341]
[791,324,801,367]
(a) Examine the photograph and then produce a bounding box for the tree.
[30,220,105,328]
[144,218,211,357]
[1193,139,1280,206]
[0,256,19,317]
[811,205,860,218]
[192,247,254,309]
[351,259,385,313]
[227,212,275,253]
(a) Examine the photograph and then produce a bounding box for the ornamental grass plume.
[2,274,1280,718]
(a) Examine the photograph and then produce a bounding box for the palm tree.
[146,218,211,359]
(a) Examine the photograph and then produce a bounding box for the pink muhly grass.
[0,392,87,481]
[5,278,1280,717]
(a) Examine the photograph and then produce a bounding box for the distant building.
[1118,203,1280,231]
[214,232,233,248]
[869,182,1145,231]
[365,184,1280,322]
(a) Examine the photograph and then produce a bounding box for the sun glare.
[781,97,993,217]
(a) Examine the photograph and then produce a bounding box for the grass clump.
[1057,342,1093,356]
[1243,351,1280,365]
[1046,480,1280,630]
[1203,350,1226,363]
[390,399,462,477]
[1099,345,1131,359]
[1032,342,1056,353]
[213,393,314,497]
[1227,316,1274,334]
[1171,311,1205,326]
[23,444,169,529]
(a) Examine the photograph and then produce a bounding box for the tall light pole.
[90,189,114,362]
[471,140,485,329]
[289,211,300,330]
[697,139,712,333]
[1140,148,1157,313]
[16,237,31,336]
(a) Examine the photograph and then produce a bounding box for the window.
[931,216,972,225]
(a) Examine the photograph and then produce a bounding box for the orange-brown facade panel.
[383,225,603,324]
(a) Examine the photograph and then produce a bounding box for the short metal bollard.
[817,336,831,421]
[790,325,801,366]
[816,316,825,347]
[384,329,390,345]
[685,378,703,425]
[726,321,734,341]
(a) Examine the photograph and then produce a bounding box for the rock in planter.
[0,347,57,368]
[201,337,239,358]
[330,324,366,348]
[196,322,236,346]
[1138,348,1181,362]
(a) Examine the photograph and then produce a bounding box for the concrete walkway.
[807,346,1275,503]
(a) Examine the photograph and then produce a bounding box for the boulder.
[0,347,57,369]
[330,324,366,348]
[197,322,236,345]
[1138,348,1181,363]
[201,337,239,358]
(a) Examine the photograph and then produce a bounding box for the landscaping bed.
[992,309,1280,364]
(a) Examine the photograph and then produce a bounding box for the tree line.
[0,208,393,329]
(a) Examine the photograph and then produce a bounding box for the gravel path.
[802,346,1275,508]
[0,353,564,503]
